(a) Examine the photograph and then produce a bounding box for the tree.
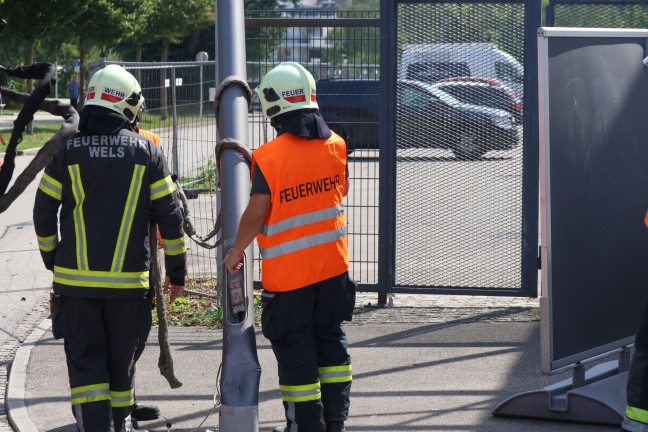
[0,0,83,132]
[146,0,213,119]
[70,0,144,107]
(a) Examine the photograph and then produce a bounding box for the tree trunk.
[78,38,86,111]
[25,39,36,136]
[134,43,143,83]
[160,39,169,121]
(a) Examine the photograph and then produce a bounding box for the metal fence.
[104,59,219,289]
[103,1,545,299]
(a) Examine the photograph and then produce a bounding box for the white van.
[399,43,524,97]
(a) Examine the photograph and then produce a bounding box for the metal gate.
[385,0,540,298]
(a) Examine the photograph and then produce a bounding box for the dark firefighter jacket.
[33,106,186,299]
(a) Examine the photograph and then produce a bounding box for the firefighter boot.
[131,400,160,421]
[326,421,346,432]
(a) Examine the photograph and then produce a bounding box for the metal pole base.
[493,361,626,426]
[219,404,259,431]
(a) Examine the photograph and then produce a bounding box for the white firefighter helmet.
[85,64,144,122]
[255,62,318,119]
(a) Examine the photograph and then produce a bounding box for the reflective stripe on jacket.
[253,131,348,292]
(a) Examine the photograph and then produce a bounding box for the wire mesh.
[395,2,526,289]
[109,61,219,288]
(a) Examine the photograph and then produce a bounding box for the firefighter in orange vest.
[224,62,355,432]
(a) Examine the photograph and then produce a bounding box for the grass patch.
[153,276,262,329]
[178,157,217,190]
[0,123,64,152]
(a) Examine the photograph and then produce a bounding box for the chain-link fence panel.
[105,61,219,289]
[246,10,381,287]
[394,2,527,290]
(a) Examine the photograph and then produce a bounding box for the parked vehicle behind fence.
[316,78,519,159]
[399,43,524,98]
[434,79,523,123]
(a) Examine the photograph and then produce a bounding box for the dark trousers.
[261,272,354,432]
[53,295,152,432]
[70,97,78,111]
[627,297,648,426]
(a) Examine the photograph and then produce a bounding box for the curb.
[6,319,50,432]
[0,148,40,159]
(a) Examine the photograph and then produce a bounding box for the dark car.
[316,78,518,159]
[434,79,523,123]
[315,79,381,153]
[397,79,518,159]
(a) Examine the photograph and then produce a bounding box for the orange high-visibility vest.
[137,128,161,146]
[137,128,164,249]
[253,132,349,292]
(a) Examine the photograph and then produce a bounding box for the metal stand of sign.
[493,349,630,426]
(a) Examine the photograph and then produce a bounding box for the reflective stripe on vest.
[110,388,135,408]
[111,165,145,272]
[319,364,352,384]
[262,204,344,237]
[70,383,110,405]
[38,172,62,201]
[68,165,89,270]
[279,382,321,403]
[54,266,149,289]
[260,225,347,260]
[37,234,58,252]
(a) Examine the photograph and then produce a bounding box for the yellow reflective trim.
[68,165,89,270]
[279,383,320,392]
[71,383,109,394]
[38,172,62,201]
[279,382,321,402]
[109,388,134,408]
[112,165,145,272]
[150,176,175,200]
[163,237,186,256]
[318,365,352,373]
[53,266,149,289]
[70,383,111,405]
[319,364,352,383]
[71,393,111,405]
[627,406,648,423]
[37,234,58,252]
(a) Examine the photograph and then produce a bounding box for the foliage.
[153,277,262,329]
[178,157,216,191]
[0,123,64,151]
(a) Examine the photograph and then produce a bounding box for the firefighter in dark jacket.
[33,64,187,432]
[224,62,355,432]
